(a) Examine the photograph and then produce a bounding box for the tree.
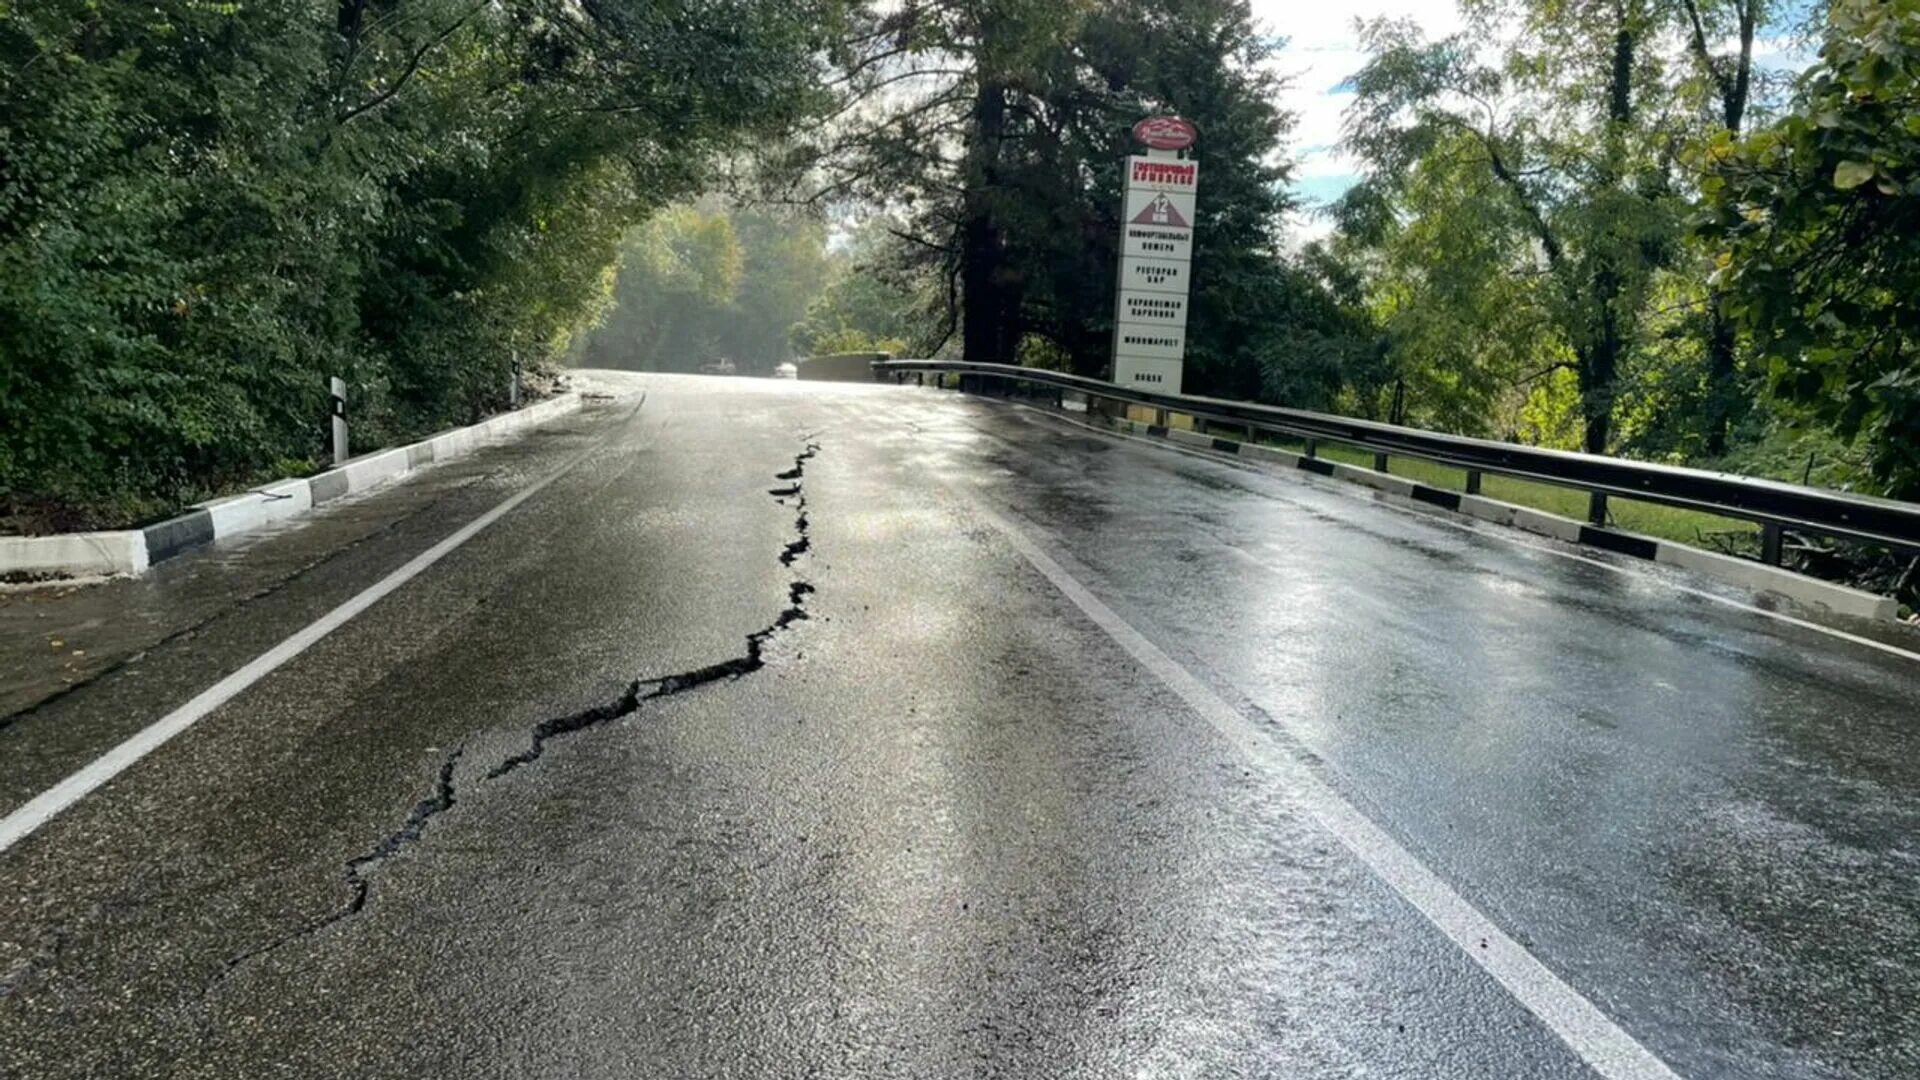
[581,206,745,370]
[800,0,1336,400]
[577,203,838,373]
[1343,2,1687,453]
[1703,0,1920,498]
[1325,134,1567,434]
[1674,0,1778,453]
[0,0,844,528]
[791,221,940,358]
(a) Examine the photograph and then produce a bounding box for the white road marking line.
[955,491,1683,1080]
[1002,400,1920,667]
[0,446,597,856]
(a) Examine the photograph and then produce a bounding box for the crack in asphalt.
[210,746,467,985]
[205,437,823,1003]
[1,394,645,735]
[341,747,465,919]
[486,680,645,780]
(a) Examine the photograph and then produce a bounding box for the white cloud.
[1249,0,1465,210]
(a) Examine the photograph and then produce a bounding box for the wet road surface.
[1,372,1916,1078]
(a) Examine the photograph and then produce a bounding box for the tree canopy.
[0,0,841,529]
[1703,0,1920,497]
[6,0,1920,558]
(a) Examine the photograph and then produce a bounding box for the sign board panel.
[1125,156,1199,193]
[1112,149,1199,395]
[1124,187,1196,228]
[1118,256,1189,295]
[1114,355,1184,390]
[1116,290,1189,331]
[1122,224,1192,261]
[1113,325,1187,361]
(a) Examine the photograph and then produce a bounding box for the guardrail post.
[509,353,522,409]
[1587,492,1609,526]
[1465,470,1482,495]
[1761,523,1784,566]
[1153,408,1168,427]
[329,376,348,466]
[1373,452,1390,474]
[1304,438,1317,459]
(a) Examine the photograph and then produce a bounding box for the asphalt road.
[2,371,1917,1079]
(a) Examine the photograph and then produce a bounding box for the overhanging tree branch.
[336,3,487,126]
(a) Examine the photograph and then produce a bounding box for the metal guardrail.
[873,359,1920,561]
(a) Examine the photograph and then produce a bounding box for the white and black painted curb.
[1111,416,1900,623]
[1,393,583,583]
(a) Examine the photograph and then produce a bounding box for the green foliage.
[0,0,841,529]
[1703,0,1920,497]
[1343,5,1689,452]
[1329,136,1568,434]
[805,0,1366,402]
[791,225,939,360]
[578,202,834,373]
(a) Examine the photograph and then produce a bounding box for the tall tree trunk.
[1685,0,1756,455]
[1702,314,1740,453]
[1578,19,1635,456]
[961,81,1009,363]
[1581,329,1620,455]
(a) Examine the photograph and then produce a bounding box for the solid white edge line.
[953,490,1682,1080]
[0,446,596,856]
[1002,400,1920,667]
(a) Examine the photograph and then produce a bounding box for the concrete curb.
[1111,416,1900,622]
[1,393,582,583]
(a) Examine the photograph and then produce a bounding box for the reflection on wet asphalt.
[1,372,1916,1079]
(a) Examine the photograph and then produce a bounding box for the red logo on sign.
[1132,116,1197,151]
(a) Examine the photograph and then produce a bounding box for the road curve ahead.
[1,371,1916,1079]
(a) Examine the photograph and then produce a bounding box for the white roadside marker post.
[330,376,349,466]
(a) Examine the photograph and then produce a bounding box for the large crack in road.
[204,436,823,1004]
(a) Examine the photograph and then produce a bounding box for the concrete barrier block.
[141,510,216,562]
[1329,462,1417,498]
[1457,494,1520,528]
[430,429,472,459]
[200,478,312,537]
[477,412,519,438]
[1241,443,1302,468]
[343,447,410,494]
[1654,542,1899,621]
[1508,504,1585,543]
[309,470,349,504]
[0,531,148,578]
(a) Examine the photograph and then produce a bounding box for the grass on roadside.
[1200,424,1762,553]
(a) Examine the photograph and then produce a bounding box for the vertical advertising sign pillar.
[1112,117,1199,395]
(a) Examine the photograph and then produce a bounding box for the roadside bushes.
[0,0,836,530]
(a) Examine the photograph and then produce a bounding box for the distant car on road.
[699,358,737,376]
[773,362,798,379]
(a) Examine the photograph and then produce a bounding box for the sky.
[1247,0,1465,235]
